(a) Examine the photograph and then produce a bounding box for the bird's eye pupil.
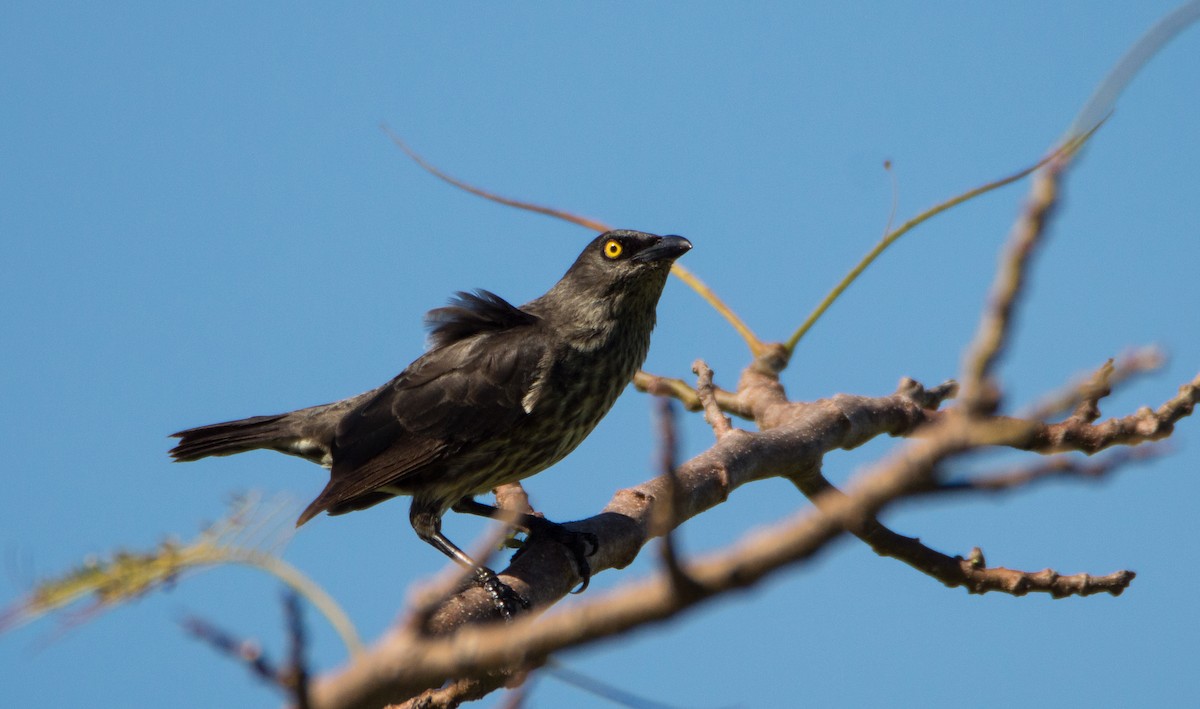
[604,240,623,259]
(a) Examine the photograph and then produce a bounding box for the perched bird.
[170,230,691,609]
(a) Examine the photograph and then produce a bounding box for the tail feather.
[169,414,292,462]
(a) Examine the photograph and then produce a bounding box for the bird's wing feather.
[314,315,549,512]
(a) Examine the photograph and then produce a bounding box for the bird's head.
[563,230,692,293]
[526,230,691,333]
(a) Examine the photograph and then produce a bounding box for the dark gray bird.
[170,230,690,608]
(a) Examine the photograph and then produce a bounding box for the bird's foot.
[472,567,530,622]
[514,518,599,594]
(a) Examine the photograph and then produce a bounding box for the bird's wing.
[311,300,550,512]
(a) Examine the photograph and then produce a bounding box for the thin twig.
[998,372,1200,454]
[785,127,1101,356]
[180,615,280,688]
[692,360,734,439]
[669,263,766,356]
[633,371,754,420]
[545,660,699,709]
[652,397,703,600]
[382,126,764,355]
[283,591,312,709]
[960,155,1069,414]
[1019,347,1164,421]
[935,447,1165,495]
[382,125,611,233]
[789,468,1136,598]
[227,551,363,657]
[1066,0,1200,139]
[391,676,510,709]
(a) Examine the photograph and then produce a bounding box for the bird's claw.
[473,567,530,622]
[513,519,599,594]
[565,531,599,594]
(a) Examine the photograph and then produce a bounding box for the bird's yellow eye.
[603,239,624,260]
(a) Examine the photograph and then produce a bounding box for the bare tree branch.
[182,615,280,686]
[983,376,1200,454]
[303,117,1200,708]
[283,591,312,709]
[388,675,516,709]
[693,360,734,440]
[651,396,703,601]
[633,370,754,420]
[960,157,1066,414]
[1020,347,1165,421]
[937,446,1166,495]
[789,467,1135,598]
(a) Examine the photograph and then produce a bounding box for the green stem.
[784,127,1099,355]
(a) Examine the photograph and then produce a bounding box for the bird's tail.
[169,414,293,462]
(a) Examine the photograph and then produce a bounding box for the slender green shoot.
[784,125,1102,355]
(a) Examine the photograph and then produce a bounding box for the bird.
[170,230,691,612]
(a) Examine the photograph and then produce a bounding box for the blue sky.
[2,3,1199,708]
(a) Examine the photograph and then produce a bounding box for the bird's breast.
[432,309,657,498]
[517,324,650,461]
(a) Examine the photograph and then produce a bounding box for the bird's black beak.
[634,235,692,263]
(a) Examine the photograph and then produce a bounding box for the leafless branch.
[693,360,734,439]
[1021,347,1165,421]
[960,157,1066,414]
[651,396,703,601]
[388,675,516,709]
[937,446,1166,495]
[633,370,754,420]
[987,375,1200,454]
[790,467,1135,598]
[181,615,279,685]
[297,111,1200,707]
[283,591,312,709]
[180,592,314,707]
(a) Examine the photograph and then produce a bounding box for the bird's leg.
[408,501,529,620]
[452,497,599,593]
